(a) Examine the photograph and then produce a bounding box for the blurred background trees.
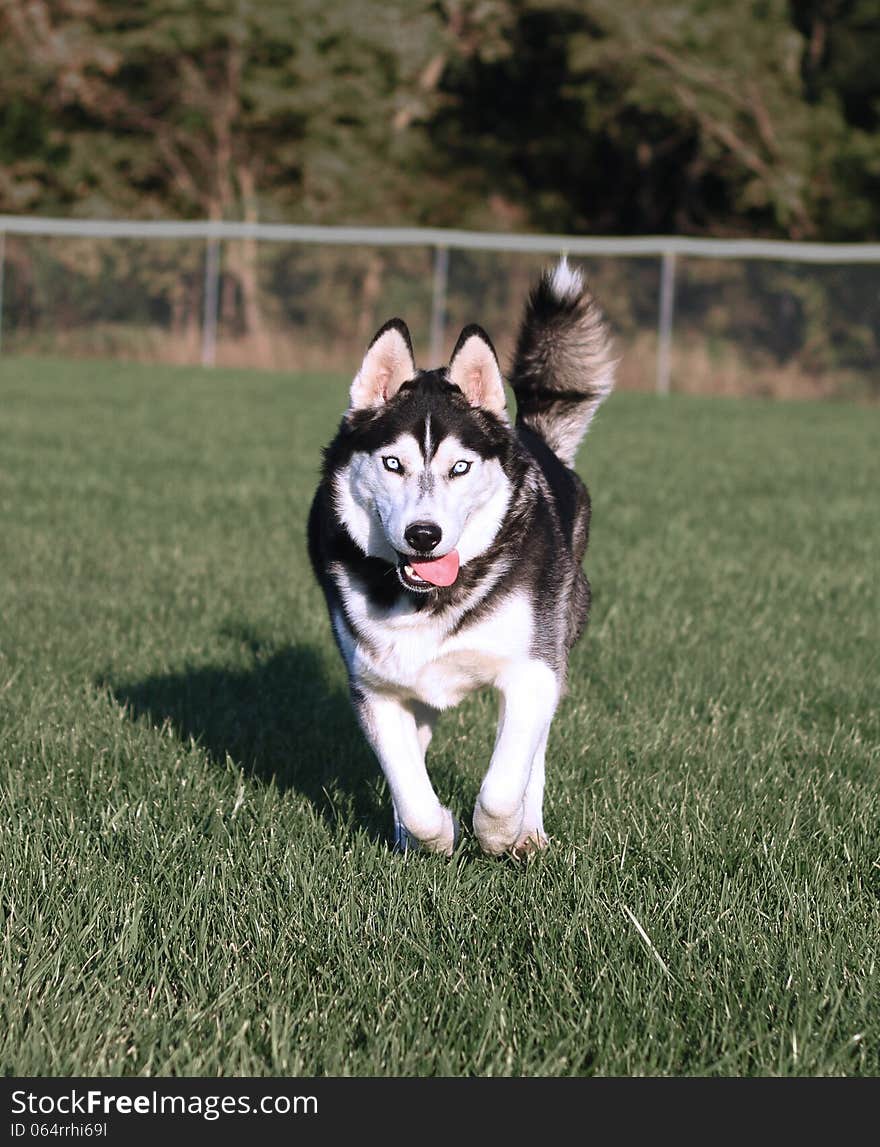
[0,0,877,392]
[2,0,877,238]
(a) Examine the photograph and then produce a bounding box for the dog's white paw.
[394,809,459,857]
[472,798,524,857]
[510,832,550,861]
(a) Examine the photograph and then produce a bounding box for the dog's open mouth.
[397,549,461,592]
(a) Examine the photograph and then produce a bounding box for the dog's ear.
[349,319,416,411]
[447,325,508,419]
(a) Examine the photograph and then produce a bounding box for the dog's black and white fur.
[308,259,615,856]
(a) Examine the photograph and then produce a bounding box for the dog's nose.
[404,521,442,553]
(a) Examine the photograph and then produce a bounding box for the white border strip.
[0,215,879,263]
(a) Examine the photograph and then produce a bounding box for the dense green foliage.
[1,359,878,1075]
[1,3,878,393]
[1,1,879,240]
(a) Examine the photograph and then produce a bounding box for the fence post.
[0,231,5,354]
[201,236,221,368]
[429,245,449,365]
[656,249,676,396]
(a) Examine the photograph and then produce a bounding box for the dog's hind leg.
[410,700,438,757]
[473,660,559,856]
[354,689,458,856]
[512,728,550,858]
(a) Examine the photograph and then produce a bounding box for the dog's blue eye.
[450,460,472,477]
[383,456,402,473]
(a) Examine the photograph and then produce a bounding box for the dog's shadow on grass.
[107,629,398,843]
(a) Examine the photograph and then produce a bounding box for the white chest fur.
[331,580,534,709]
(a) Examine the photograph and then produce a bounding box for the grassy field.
[1,357,878,1077]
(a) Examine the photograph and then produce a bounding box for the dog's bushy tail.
[509,258,615,467]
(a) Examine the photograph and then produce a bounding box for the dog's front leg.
[353,688,457,856]
[473,660,559,856]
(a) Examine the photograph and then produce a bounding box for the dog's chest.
[335,590,533,708]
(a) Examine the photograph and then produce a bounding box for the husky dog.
[308,259,614,857]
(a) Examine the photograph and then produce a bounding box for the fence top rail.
[1,214,879,264]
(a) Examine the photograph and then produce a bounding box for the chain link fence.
[1,218,878,399]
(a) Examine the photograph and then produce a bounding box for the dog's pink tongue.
[411,549,460,587]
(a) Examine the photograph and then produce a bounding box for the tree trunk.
[231,162,270,363]
[358,252,384,340]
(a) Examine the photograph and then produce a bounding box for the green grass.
[1,356,878,1077]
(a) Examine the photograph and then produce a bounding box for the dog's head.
[333,319,514,593]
